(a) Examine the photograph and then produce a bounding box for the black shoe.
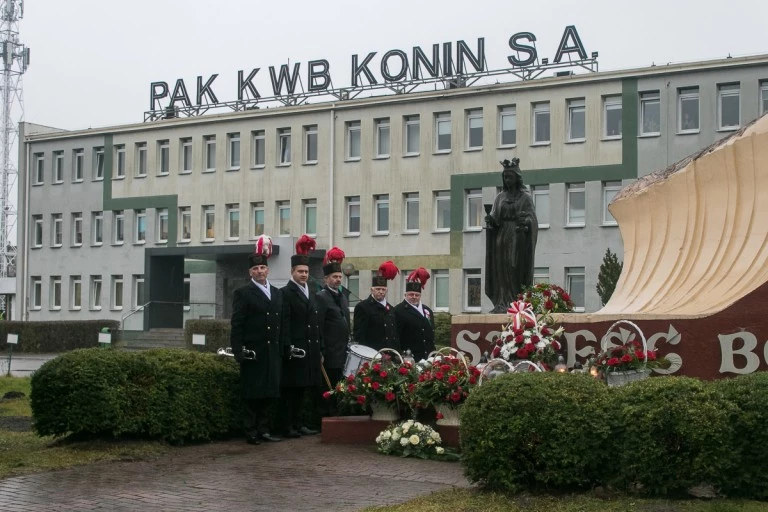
[298,426,319,436]
[246,435,261,445]
[283,429,302,439]
[260,433,283,442]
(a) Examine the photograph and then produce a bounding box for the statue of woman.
[485,158,538,313]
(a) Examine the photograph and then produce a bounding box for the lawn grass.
[362,488,768,512]
[0,375,32,417]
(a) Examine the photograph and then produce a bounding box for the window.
[566,267,586,311]
[53,151,64,183]
[374,194,389,234]
[112,145,125,178]
[435,112,451,152]
[433,269,449,311]
[71,212,83,246]
[761,81,768,116]
[346,272,360,309]
[346,121,361,160]
[278,128,291,165]
[466,109,483,149]
[403,192,419,233]
[303,199,317,236]
[90,276,102,310]
[567,98,586,141]
[251,202,265,238]
[678,87,700,132]
[113,210,124,244]
[532,102,550,144]
[135,209,146,243]
[133,275,145,308]
[533,267,550,284]
[718,83,740,130]
[158,140,170,175]
[464,269,482,312]
[228,133,240,169]
[465,189,483,230]
[33,153,43,184]
[51,214,63,247]
[277,201,291,236]
[203,205,215,240]
[94,147,104,180]
[92,211,103,245]
[305,125,318,163]
[179,207,191,241]
[434,191,451,232]
[252,130,265,167]
[31,276,42,310]
[180,137,192,173]
[136,142,148,176]
[227,204,240,240]
[602,181,621,225]
[532,185,550,228]
[603,96,622,138]
[157,208,168,243]
[73,149,84,182]
[50,276,62,310]
[404,115,420,155]
[567,183,586,226]
[375,118,390,157]
[499,106,517,146]
[70,276,82,310]
[32,215,43,247]
[346,196,360,235]
[640,91,661,135]
[111,275,123,310]
[204,135,216,171]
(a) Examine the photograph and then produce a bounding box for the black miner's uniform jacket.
[352,296,397,352]
[280,280,323,388]
[315,286,350,370]
[392,301,435,362]
[230,281,283,399]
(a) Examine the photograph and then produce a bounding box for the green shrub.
[611,376,738,495]
[433,313,452,348]
[0,320,120,353]
[460,373,611,492]
[184,319,230,352]
[31,348,243,443]
[711,372,768,499]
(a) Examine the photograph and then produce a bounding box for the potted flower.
[324,355,417,420]
[407,355,481,425]
[518,282,574,315]
[591,340,668,386]
[375,419,458,460]
[491,300,565,370]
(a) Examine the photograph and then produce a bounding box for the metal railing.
[120,301,218,334]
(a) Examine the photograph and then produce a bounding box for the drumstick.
[321,364,333,390]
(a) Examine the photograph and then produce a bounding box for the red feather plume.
[406,267,431,290]
[295,234,316,255]
[378,261,399,280]
[323,246,346,265]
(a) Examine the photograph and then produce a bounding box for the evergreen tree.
[596,248,623,306]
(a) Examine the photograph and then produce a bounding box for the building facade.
[16,54,768,327]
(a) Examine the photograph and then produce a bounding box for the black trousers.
[280,386,307,432]
[244,398,272,437]
[319,367,344,417]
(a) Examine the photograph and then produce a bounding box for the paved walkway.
[0,436,471,511]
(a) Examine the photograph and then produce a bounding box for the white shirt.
[291,278,310,299]
[408,301,425,316]
[252,278,271,300]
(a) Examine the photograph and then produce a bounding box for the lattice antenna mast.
[0,0,28,282]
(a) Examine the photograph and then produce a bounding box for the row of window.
[31,181,620,248]
[29,274,148,311]
[32,80,768,186]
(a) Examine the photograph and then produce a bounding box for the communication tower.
[0,0,28,314]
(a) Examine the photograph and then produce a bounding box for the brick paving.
[0,436,471,511]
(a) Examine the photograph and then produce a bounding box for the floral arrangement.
[518,282,574,314]
[591,340,667,374]
[491,300,565,370]
[407,355,481,415]
[323,355,417,410]
[376,419,457,460]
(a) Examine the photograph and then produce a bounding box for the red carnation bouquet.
[492,300,565,370]
[518,282,575,314]
[592,341,667,373]
[406,355,481,415]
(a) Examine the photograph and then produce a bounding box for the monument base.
[321,415,460,449]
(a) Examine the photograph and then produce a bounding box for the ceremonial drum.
[344,344,378,376]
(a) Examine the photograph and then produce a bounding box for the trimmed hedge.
[434,313,452,348]
[0,320,119,353]
[184,319,230,352]
[460,373,766,498]
[30,348,243,443]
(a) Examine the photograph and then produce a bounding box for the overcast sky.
[17,0,768,131]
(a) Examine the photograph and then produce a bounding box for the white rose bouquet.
[375,419,455,460]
